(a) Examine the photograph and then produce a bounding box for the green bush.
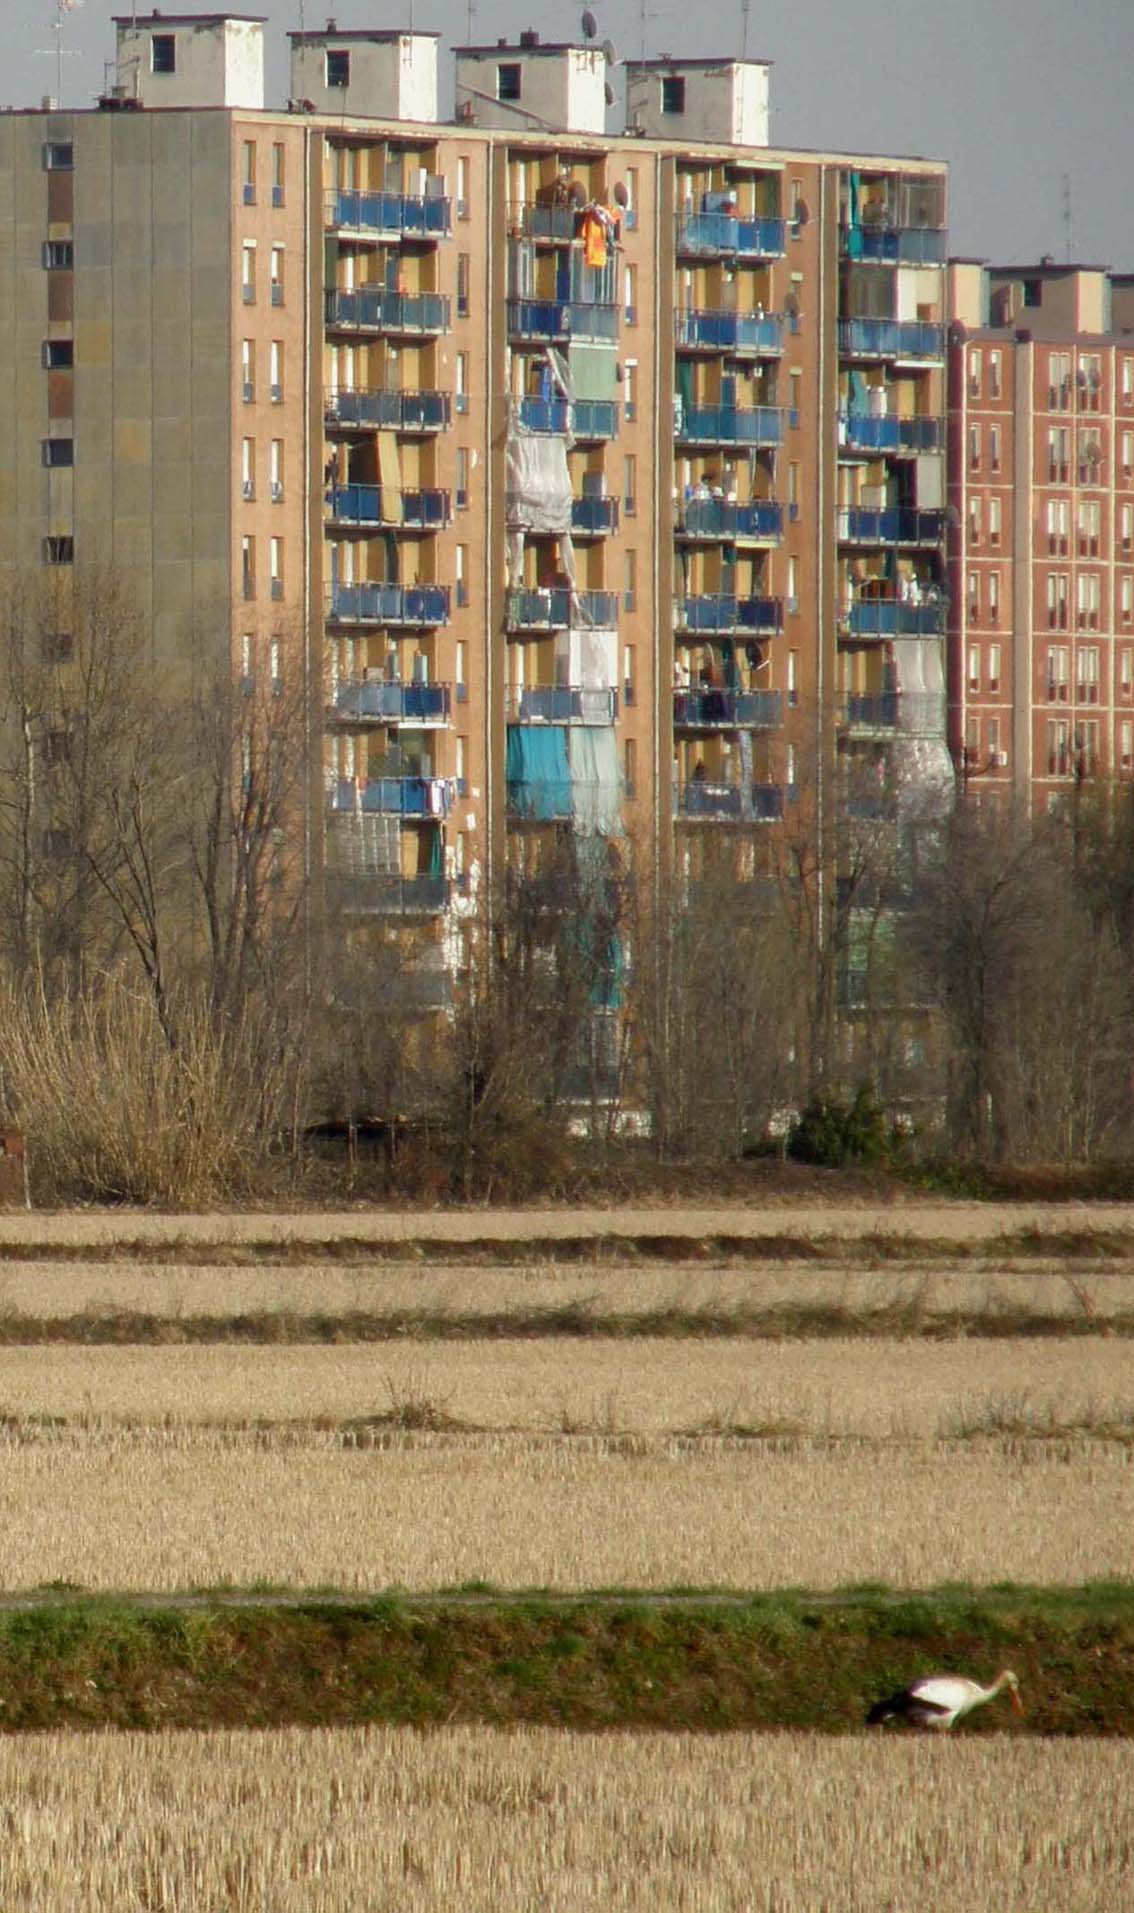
[787,1086,894,1169]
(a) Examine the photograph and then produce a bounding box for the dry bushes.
[0,1725,1128,1911]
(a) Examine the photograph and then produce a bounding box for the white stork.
[866,1669,1024,1731]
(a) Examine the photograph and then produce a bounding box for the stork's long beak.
[1010,1686,1025,1717]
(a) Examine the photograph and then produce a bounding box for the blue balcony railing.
[507,299,620,342]
[841,692,898,729]
[842,226,948,265]
[325,389,450,432]
[676,405,784,447]
[325,289,450,335]
[842,599,944,637]
[326,191,451,239]
[325,486,451,529]
[327,583,450,627]
[506,588,619,631]
[839,507,946,544]
[839,318,944,360]
[571,495,620,535]
[517,396,620,439]
[675,309,784,354]
[677,779,786,821]
[516,203,578,242]
[674,689,783,729]
[841,413,941,454]
[332,680,451,724]
[506,686,618,724]
[675,595,784,635]
[678,498,783,541]
[676,213,786,259]
[330,777,452,818]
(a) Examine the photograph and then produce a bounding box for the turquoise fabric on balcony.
[506,724,572,820]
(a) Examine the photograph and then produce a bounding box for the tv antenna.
[36,0,84,108]
[740,0,750,58]
[1062,171,1073,264]
[581,9,598,39]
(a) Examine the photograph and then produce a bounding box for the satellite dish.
[612,180,629,209]
[604,80,615,105]
[794,200,811,228]
[602,38,617,65]
[568,179,587,206]
[581,9,598,39]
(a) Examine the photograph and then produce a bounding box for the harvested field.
[0,1337,1129,1440]
[0,1422,1128,1592]
[0,1724,1128,1911]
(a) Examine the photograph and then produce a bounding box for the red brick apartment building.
[948,261,1134,808]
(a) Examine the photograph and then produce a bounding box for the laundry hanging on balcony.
[568,726,623,836]
[504,429,573,535]
[890,637,954,816]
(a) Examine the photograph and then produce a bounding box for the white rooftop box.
[112,11,265,110]
[455,33,607,136]
[289,30,439,123]
[624,58,770,147]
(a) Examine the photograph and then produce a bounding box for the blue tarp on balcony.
[506,725,572,821]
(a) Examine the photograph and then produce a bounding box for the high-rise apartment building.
[948,260,1134,805]
[0,12,950,1018]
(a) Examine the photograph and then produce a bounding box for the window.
[456,447,469,510]
[455,351,469,414]
[497,62,522,102]
[1123,576,1134,626]
[241,241,256,305]
[456,640,467,696]
[242,141,256,206]
[269,340,283,402]
[242,339,255,403]
[270,638,282,694]
[989,641,1001,690]
[968,423,981,471]
[1047,649,1069,703]
[1079,353,1102,410]
[270,439,283,503]
[624,263,637,325]
[968,496,981,545]
[967,571,980,620]
[326,49,350,89]
[967,643,980,693]
[989,425,1001,472]
[1122,720,1133,771]
[624,167,638,231]
[787,555,799,615]
[1023,278,1042,309]
[42,438,73,468]
[42,339,73,369]
[270,537,283,600]
[623,643,635,705]
[1047,575,1068,631]
[1078,498,1101,556]
[1078,426,1102,485]
[1077,572,1101,631]
[242,436,255,500]
[457,253,470,318]
[270,245,284,307]
[988,573,1001,625]
[968,349,982,400]
[271,143,285,208]
[42,241,73,269]
[457,156,470,220]
[1049,350,1071,408]
[1123,650,1134,697]
[788,650,798,707]
[1123,431,1134,477]
[1078,646,1100,703]
[624,737,636,796]
[241,631,253,689]
[986,718,1001,762]
[43,143,73,171]
[623,359,637,422]
[42,630,72,665]
[242,535,256,600]
[43,535,73,566]
[788,462,800,521]
[623,549,637,612]
[988,496,1002,546]
[1047,496,1069,553]
[1123,504,1134,552]
[456,543,469,608]
[661,74,686,115]
[1075,719,1100,776]
[623,454,637,517]
[151,33,176,74]
[1047,426,1069,481]
[989,351,1002,399]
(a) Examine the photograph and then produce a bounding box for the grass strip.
[0,1585,1128,1736]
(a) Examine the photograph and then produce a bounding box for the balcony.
[507,299,620,343]
[841,226,947,265]
[676,212,786,260]
[324,389,450,433]
[505,587,619,631]
[676,404,784,449]
[676,779,786,821]
[840,598,944,638]
[674,689,782,730]
[675,594,784,636]
[512,203,582,243]
[325,485,451,530]
[841,413,941,455]
[838,318,944,361]
[571,495,620,536]
[332,680,451,726]
[838,507,946,545]
[675,309,784,356]
[327,582,450,628]
[517,396,620,440]
[677,498,783,543]
[839,692,898,731]
[326,873,455,916]
[325,190,451,240]
[330,776,453,818]
[325,289,450,337]
[505,685,619,724]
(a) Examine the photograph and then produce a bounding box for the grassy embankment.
[0,1585,1128,1737]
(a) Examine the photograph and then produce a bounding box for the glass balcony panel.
[327,191,451,238]
[841,414,941,454]
[838,318,945,359]
[673,689,782,729]
[328,583,450,627]
[675,309,783,354]
[843,599,945,637]
[325,290,450,335]
[676,405,784,447]
[676,213,786,258]
[333,680,450,723]
[679,498,783,540]
[325,389,450,432]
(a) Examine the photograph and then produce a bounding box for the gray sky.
[14,0,1133,267]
